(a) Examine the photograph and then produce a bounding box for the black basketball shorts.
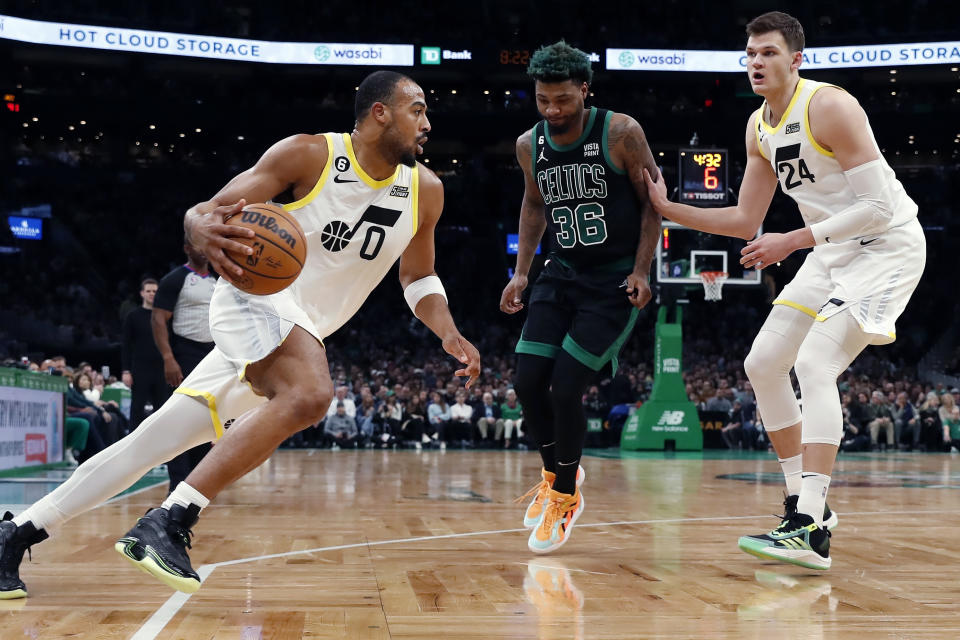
[515,256,640,374]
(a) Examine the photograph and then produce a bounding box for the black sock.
[550,351,596,495]
[539,442,556,474]
[555,458,580,495]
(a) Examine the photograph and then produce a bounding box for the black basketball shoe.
[783,493,839,530]
[0,512,49,599]
[739,512,832,570]
[115,504,202,593]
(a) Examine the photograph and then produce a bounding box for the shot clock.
[678,149,728,206]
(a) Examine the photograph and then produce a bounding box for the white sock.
[161,482,211,512]
[797,472,831,526]
[778,454,803,496]
[14,500,67,533]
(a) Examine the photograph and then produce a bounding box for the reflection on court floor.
[1,449,958,639]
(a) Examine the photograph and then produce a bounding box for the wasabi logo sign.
[0,14,413,66]
[607,40,960,72]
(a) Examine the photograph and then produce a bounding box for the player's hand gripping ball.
[223,203,307,295]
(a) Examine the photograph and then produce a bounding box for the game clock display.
[499,49,531,65]
[678,149,728,206]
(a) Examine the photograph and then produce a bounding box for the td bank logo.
[314,45,330,62]
[421,46,441,65]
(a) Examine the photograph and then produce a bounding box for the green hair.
[527,40,593,86]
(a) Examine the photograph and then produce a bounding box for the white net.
[699,271,728,301]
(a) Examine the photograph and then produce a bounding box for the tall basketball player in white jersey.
[643,11,925,570]
[0,71,481,598]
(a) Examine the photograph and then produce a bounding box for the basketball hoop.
[699,271,728,301]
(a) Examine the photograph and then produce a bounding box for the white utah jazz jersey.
[754,78,917,236]
[280,132,419,338]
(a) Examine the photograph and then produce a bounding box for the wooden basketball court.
[2,449,958,639]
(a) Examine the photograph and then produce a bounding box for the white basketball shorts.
[773,217,925,345]
[174,280,324,437]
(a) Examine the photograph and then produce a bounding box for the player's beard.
[399,148,417,167]
[548,118,572,135]
[385,128,418,167]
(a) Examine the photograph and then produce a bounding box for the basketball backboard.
[655,220,762,286]
[655,148,762,289]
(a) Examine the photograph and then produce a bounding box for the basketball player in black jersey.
[500,41,660,553]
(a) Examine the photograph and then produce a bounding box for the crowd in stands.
[4,355,130,465]
[7,302,958,461]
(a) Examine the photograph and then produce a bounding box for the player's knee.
[793,347,823,390]
[286,385,333,426]
[742,347,765,382]
[744,334,790,382]
[514,355,552,401]
[513,369,540,404]
[548,376,581,410]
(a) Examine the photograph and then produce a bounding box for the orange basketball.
[223,202,307,295]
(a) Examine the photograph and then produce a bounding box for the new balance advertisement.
[621,307,702,451]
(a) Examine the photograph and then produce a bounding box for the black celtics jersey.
[532,106,642,267]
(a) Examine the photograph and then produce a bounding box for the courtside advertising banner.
[0,387,63,470]
[0,14,414,66]
[607,41,960,72]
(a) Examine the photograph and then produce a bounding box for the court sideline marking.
[130,507,959,640]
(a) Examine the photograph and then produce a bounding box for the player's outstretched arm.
[184,134,328,285]
[642,111,778,241]
[399,164,481,388]
[608,114,659,309]
[499,129,547,315]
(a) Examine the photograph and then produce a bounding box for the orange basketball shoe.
[528,488,585,554]
[517,466,585,529]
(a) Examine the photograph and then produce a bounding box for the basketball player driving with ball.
[643,11,925,570]
[0,71,480,598]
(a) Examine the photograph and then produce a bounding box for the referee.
[152,243,216,493]
[122,278,166,430]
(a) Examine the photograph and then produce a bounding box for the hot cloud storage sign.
[0,14,413,66]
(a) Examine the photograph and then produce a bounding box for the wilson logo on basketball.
[240,211,299,249]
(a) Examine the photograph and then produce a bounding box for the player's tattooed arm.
[609,114,659,308]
